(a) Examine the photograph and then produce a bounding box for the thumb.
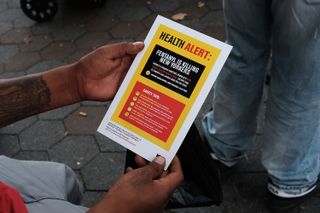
[125,41,145,55]
[142,156,166,180]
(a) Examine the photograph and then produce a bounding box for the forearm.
[0,63,80,127]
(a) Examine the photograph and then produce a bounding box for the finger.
[140,156,165,180]
[126,167,133,173]
[125,41,145,55]
[158,156,184,191]
[105,42,144,58]
[160,170,169,178]
[135,155,148,167]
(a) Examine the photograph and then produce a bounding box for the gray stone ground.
[0,0,319,212]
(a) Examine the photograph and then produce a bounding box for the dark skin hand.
[74,42,143,101]
[0,42,144,127]
[87,156,183,213]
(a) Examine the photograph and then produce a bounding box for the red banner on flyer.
[119,81,185,142]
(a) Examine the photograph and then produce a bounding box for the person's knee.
[64,165,84,205]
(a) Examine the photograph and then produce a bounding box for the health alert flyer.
[98,15,232,169]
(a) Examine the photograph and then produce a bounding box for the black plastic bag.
[125,124,222,208]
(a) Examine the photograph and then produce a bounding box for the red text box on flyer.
[119,81,185,143]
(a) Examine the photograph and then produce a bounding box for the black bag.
[125,124,222,208]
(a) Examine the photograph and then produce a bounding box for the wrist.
[42,63,82,107]
[68,62,84,102]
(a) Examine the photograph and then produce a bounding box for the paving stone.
[52,24,85,41]
[0,28,31,44]
[95,132,126,152]
[39,103,80,120]
[142,13,172,29]
[26,60,65,74]
[142,13,158,29]
[117,6,151,21]
[32,22,59,35]
[206,0,223,10]
[13,15,35,28]
[0,63,3,73]
[0,22,13,35]
[0,2,7,12]
[82,191,105,208]
[148,0,181,12]
[41,42,76,61]
[65,49,91,64]
[135,31,148,41]
[174,20,205,35]
[167,206,223,213]
[14,151,49,161]
[49,136,99,169]
[7,0,19,9]
[0,45,18,63]
[110,21,145,39]
[64,106,107,135]
[0,70,25,78]
[86,16,118,32]
[0,116,37,134]
[75,32,111,50]
[3,28,31,43]
[0,8,23,22]
[127,0,150,6]
[203,25,225,42]
[20,120,65,150]
[175,4,209,20]
[237,150,264,172]
[0,135,20,157]
[179,0,201,4]
[103,0,127,16]
[19,35,53,52]
[55,6,96,25]
[4,29,29,45]
[81,153,126,190]
[4,52,41,72]
[201,11,225,27]
[300,192,320,213]
[216,173,269,213]
[80,101,110,107]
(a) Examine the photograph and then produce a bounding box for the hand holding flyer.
[98,15,232,169]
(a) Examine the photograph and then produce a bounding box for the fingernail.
[133,41,144,46]
[154,156,165,165]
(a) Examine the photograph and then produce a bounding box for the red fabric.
[0,182,28,213]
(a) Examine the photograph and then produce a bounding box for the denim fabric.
[202,0,320,196]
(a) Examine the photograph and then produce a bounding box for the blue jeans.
[202,0,320,196]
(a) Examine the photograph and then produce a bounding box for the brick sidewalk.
[0,0,319,212]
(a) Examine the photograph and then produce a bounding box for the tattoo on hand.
[0,76,51,127]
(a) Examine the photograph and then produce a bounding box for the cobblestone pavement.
[0,0,319,212]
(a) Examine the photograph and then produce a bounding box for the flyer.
[98,15,232,169]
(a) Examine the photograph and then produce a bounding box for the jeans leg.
[261,0,320,195]
[202,0,271,162]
